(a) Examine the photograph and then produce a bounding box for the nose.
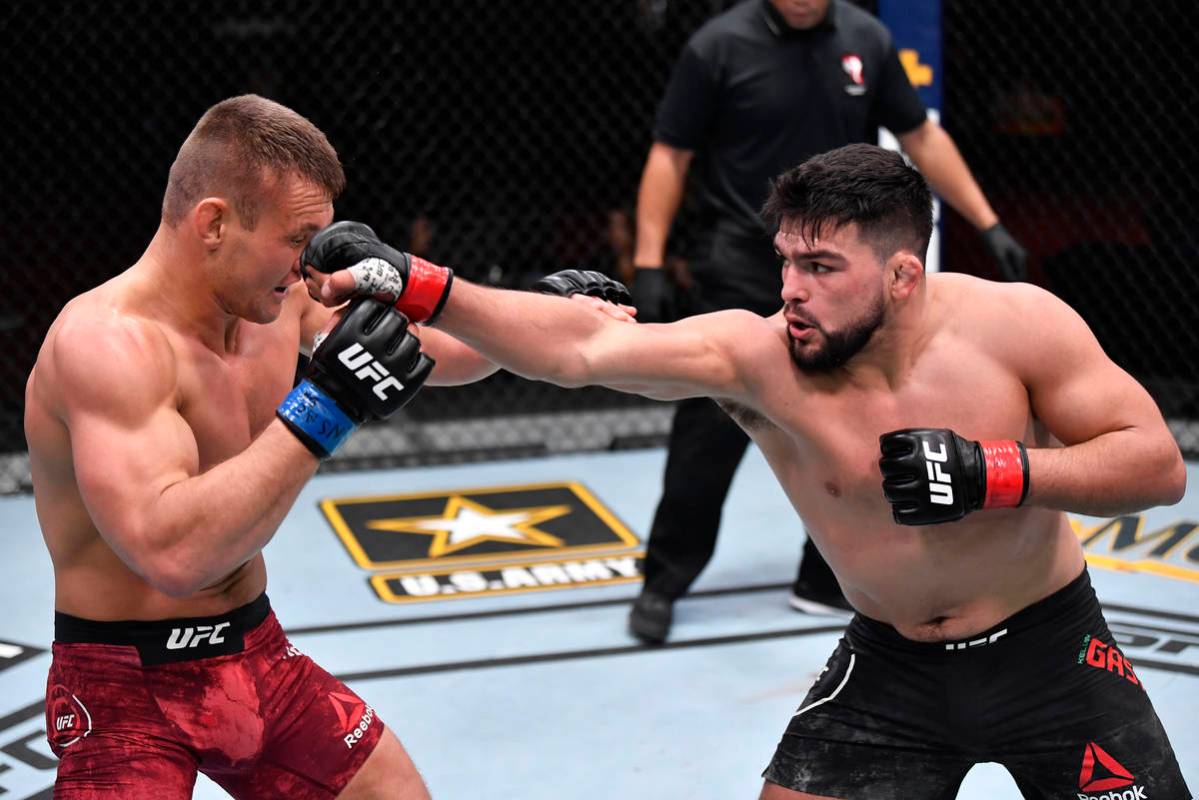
[780,265,810,304]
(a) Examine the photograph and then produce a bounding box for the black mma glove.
[631,266,669,323]
[530,269,632,305]
[980,223,1028,283]
[879,428,1029,525]
[277,299,434,458]
[301,221,454,324]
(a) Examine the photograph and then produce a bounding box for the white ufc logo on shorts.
[338,343,407,401]
[923,441,954,505]
[166,622,231,650]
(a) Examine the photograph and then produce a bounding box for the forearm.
[145,422,317,595]
[436,281,605,386]
[634,143,691,266]
[1025,430,1186,516]
[900,121,997,231]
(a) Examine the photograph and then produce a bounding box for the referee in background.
[629,0,1027,643]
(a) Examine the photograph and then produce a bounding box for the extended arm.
[299,286,497,386]
[436,279,752,402]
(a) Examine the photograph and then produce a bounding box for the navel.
[824,481,841,498]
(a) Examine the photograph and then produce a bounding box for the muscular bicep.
[1021,294,1166,445]
[55,319,197,565]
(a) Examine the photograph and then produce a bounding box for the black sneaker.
[628,591,674,643]
[788,578,853,617]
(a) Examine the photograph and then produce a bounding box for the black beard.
[788,298,884,372]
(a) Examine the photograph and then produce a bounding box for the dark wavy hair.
[761,143,934,263]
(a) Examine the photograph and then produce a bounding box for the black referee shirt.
[654,0,928,238]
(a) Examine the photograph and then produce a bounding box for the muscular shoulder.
[47,296,177,423]
[931,273,1088,366]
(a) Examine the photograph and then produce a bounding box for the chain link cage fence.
[2,0,1196,493]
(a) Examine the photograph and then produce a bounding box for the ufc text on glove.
[878,427,1029,525]
[277,299,434,458]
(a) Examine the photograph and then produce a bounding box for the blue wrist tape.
[276,380,357,458]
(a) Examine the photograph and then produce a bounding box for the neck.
[838,281,931,389]
[133,222,242,354]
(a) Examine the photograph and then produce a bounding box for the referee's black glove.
[981,223,1028,283]
[631,266,670,323]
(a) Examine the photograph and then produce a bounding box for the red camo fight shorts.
[45,594,383,799]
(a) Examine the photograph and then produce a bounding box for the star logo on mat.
[1078,740,1135,792]
[366,496,571,557]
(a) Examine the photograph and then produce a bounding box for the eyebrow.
[289,222,324,236]
[774,244,846,263]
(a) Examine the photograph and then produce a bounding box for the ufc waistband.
[54,593,271,666]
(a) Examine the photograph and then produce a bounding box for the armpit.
[716,399,774,431]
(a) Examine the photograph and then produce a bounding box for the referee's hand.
[981,223,1028,282]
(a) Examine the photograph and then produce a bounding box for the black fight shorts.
[763,569,1191,799]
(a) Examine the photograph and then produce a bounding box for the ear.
[888,252,924,301]
[192,198,229,250]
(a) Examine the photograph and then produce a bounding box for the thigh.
[762,639,972,800]
[999,664,1189,799]
[47,649,198,799]
[54,732,197,800]
[218,646,388,799]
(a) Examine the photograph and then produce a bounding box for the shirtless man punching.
[302,143,1192,798]
[24,95,625,798]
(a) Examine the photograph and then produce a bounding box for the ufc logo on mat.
[166,622,231,650]
[338,344,406,401]
[923,441,954,505]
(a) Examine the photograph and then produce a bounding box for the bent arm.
[58,318,317,597]
[898,119,998,231]
[1016,289,1186,515]
[435,279,752,401]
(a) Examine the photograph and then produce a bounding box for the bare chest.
[175,324,301,469]
[747,356,1033,507]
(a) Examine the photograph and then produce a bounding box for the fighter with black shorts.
[766,568,1188,799]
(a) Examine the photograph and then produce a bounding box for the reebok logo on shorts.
[329,691,375,749]
[1076,740,1146,799]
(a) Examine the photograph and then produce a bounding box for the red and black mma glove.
[277,299,434,458]
[530,269,632,305]
[301,221,453,324]
[878,428,1029,525]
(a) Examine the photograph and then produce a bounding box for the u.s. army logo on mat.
[319,481,640,571]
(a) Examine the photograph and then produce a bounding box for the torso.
[25,275,310,620]
[724,274,1084,641]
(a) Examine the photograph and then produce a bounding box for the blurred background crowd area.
[2,0,1197,490]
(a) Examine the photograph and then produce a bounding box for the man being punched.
[302,143,1191,798]
[24,94,624,799]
